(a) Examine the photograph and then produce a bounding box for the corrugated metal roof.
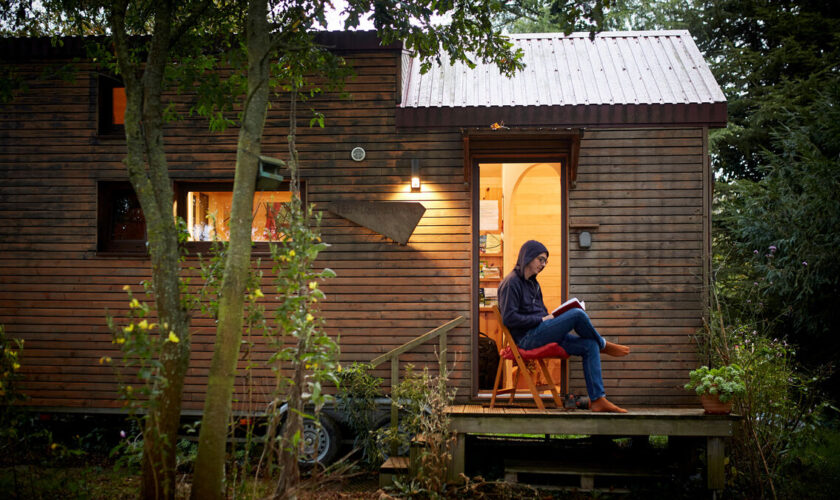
[398,30,727,128]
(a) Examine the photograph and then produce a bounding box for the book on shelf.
[479,287,498,307]
[551,297,585,317]
[483,266,501,279]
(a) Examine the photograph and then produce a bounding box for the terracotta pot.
[700,394,733,414]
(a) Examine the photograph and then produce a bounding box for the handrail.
[370,315,465,368]
[368,315,466,451]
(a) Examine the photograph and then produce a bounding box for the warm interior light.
[411,159,421,191]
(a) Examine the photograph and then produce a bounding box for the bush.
[389,365,455,498]
[699,303,827,498]
[336,362,386,467]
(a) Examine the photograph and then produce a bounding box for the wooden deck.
[446,404,738,490]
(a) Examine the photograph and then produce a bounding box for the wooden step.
[379,456,410,488]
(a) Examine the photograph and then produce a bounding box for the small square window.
[174,180,299,251]
[98,181,147,254]
[98,75,126,135]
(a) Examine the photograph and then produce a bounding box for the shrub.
[390,365,456,497]
[0,325,26,440]
[698,302,828,498]
[336,362,385,467]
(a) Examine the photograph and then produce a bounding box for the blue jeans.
[516,308,607,400]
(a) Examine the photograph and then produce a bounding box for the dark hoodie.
[497,240,549,344]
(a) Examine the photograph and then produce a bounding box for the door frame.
[465,132,580,398]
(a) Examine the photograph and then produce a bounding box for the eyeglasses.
[536,256,548,265]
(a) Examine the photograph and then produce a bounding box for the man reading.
[498,240,631,413]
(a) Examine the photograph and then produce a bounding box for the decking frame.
[446,404,738,491]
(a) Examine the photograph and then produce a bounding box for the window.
[98,75,126,135]
[97,180,296,255]
[174,181,297,249]
[98,181,147,253]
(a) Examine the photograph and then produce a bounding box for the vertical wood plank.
[707,436,725,490]
[391,356,400,457]
[439,329,447,377]
[449,431,466,483]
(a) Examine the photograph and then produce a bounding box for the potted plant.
[684,364,746,414]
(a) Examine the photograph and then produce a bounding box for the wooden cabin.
[0,30,726,415]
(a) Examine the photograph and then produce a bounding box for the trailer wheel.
[376,420,412,458]
[299,414,341,467]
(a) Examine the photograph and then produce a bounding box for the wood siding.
[0,47,707,413]
[570,128,706,406]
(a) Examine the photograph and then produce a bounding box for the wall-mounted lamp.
[410,159,421,192]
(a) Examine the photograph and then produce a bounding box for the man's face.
[524,252,548,278]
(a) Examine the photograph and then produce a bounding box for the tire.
[375,419,412,459]
[298,414,341,467]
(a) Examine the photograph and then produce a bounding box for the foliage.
[336,363,386,467]
[256,185,340,494]
[0,325,26,414]
[777,416,840,500]
[0,463,140,499]
[684,364,746,403]
[266,203,338,415]
[496,0,623,35]
[388,365,456,498]
[696,294,828,498]
[105,287,180,416]
[0,325,29,464]
[713,80,840,400]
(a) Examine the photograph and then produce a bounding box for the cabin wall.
[570,128,706,406]
[0,48,706,412]
[0,49,474,413]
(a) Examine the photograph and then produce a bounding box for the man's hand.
[542,314,554,322]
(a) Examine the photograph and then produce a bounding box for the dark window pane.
[98,182,146,253]
[110,188,145,240]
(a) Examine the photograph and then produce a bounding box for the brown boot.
[590,397,628,413]
[601,341,630,357]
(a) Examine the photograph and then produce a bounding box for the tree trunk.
[110,2,192,498]
[191,0,271,497]
[274,352,303,499]
[273,87,303,500]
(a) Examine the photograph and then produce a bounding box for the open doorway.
[476,162,567,395]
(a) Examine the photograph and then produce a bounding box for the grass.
[0,464,140,499]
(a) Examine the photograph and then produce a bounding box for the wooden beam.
[707,436,725,490]
[449,432,467,482]
[448,411,736,437]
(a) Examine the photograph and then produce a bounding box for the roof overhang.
[396,101,727,129]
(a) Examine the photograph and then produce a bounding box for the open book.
[551,297,586,317]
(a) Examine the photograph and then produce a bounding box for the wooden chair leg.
[516,359,546,410]
[508,362,519,404]
[490,357,505,408]
[536,359,563,408]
